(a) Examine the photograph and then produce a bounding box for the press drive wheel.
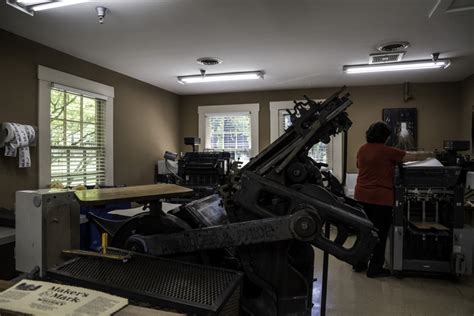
[124,235,148,253]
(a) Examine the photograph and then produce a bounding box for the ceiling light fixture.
[6,0,89,16]
[178,71,264,84]
[343,59,450,74]
[32,0,88,11]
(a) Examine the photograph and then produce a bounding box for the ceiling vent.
[377,41,410,52]
[369,52,405,64]
[197,57,223,66]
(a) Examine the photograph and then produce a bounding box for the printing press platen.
[47,248,242,315]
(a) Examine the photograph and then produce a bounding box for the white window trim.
[270,100,304,143]
[38,65,114,188]
[269,100,345,182]
[198,104,260,157]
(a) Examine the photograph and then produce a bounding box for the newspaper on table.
[0,280,128,316]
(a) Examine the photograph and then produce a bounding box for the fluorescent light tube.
[31,0,89,11]
[6,0,34,15]
[178,71,264,84]
[16,0,46,4]
[343,59,450,74]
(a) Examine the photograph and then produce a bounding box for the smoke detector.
[369,52,406,64]
[96,6,107,24]
[377,41,410,52]
[197,57,223,66]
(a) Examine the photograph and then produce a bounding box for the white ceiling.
[1,0,473,95]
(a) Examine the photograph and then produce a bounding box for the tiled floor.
[311,248,474,316]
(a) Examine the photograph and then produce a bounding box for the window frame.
[38,65,115,188]
[198,104,260,158]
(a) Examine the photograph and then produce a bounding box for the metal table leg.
[320,222,330,316]
[422,200,426,223]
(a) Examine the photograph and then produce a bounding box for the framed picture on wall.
[382,108,417,150]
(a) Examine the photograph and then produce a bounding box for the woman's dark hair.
[366,121,392,144]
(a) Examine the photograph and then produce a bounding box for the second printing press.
[155,137,233,202]
[388,141,474,277]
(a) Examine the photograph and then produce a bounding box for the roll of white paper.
[25,125,36,145]
[0,123,15,147]
[2,122,36,168]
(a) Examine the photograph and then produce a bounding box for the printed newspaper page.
[0,280,128,315]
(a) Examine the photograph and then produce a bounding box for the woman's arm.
[402,151,434,162]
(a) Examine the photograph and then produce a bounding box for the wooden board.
[410,221,449,231]
[75,184,192,205]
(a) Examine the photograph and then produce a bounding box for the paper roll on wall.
[1,122,37,168]
[0,123,15,147]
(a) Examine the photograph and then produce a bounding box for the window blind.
[205,112,252,164]
[50,87,107,187]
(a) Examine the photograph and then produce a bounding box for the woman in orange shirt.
[354,121,431,278]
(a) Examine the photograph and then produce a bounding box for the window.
[205,113,252,163]
[38,66,114,188]
[279,109,331,165]
[49,87,107,186]
[198,104,259,165]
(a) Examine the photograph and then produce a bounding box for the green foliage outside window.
[50,88,106,187]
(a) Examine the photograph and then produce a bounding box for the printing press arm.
[227,87,378,265]
[126,197,376,265]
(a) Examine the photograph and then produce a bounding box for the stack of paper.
[403,158,443,168]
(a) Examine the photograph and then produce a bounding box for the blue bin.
[80,201,131,251]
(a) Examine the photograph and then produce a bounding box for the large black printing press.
[12,88,379,315]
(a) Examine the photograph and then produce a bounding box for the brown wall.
[1,28,470,210]
[179,82,464,173]
[461,75,474,146]
[0,30,180,209]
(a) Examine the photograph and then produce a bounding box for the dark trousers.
[360,202,393,270]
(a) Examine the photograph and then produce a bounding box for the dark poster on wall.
[383,108,417,150]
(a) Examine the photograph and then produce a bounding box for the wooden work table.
[74,184,192,205]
